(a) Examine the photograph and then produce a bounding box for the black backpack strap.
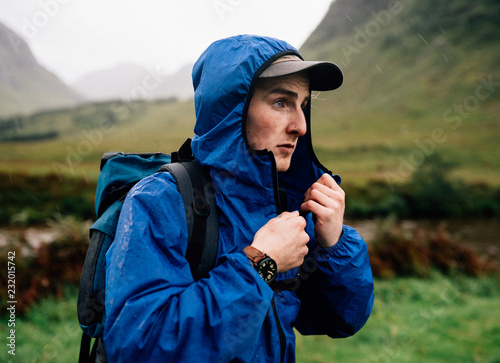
[171,138,194,163]
[79,333,91,363]
[79,333,101,363]
[160,160,218,281]
[162,162,196,244]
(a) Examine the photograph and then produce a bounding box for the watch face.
[258,257,277,283]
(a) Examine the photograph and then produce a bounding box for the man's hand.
[251,211,309,273]
[300,174,345,248]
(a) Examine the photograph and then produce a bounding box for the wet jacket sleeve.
[294,225,374,338]
[103,173,274,362]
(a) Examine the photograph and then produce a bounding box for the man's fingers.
[304,184,344,209]
[301,179,345,224]
[304,174,343,200]
[277,211,299,219]
[301,175,346,248]
[304,183,335,201]
[317,173,340,188]
[301,197,336,217]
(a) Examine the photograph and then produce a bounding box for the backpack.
[77,139,219,363]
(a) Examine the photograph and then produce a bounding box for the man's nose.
[288,109,307,136]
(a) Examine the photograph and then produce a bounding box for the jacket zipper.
[268,153,286,363]
[271,295,286,363]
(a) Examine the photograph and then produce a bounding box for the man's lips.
[276,144,295,154]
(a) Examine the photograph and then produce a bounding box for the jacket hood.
[190,35,339,246]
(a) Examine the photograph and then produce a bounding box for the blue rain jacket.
[104,35,374,362]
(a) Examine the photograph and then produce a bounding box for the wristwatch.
[243,246,278,284]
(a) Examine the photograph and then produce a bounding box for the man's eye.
[275,100,284,108]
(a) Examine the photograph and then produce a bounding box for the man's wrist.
[317,229,344,249]
[243,246,266,264]
[243,246,277,284]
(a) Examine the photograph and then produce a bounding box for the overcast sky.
[0,0,333,83]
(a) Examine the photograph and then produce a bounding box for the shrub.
[399,153,467,218]
[344,153,500,219]
[0,216,90,315]
[368,216,494,278]
[0,172,96,227]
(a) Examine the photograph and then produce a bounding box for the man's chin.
[276,160,291,173]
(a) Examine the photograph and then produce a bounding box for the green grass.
[1,275,499,362]
[1,285,82,363]
[296,274,500,363]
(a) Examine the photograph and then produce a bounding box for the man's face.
[246,72,310,172]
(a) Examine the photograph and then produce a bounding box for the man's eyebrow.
[267,87,311,103]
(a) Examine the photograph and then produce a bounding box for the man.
[104,35,374,362]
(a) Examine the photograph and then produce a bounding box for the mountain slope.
[0,22,84,117]
[0,0,498,186]
[72,63,153,101]
[300,0,500,184]
[72,63,193,102]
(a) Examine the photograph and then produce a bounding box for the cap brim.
[259,60,343,91]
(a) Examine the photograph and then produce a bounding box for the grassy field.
[0,99,195,181]
[0,94,498,188]
[297,274,500,362]
[1,274,499,363]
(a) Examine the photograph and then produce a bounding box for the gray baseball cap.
[259,55,343,91]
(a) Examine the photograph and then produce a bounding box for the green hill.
[0,99,194,179]
[0,0,499,187]
[0,22,84,117]
[300,0,500,185]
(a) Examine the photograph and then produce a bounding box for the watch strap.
[243,246,266,265]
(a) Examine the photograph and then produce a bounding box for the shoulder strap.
[160,160,218,281]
